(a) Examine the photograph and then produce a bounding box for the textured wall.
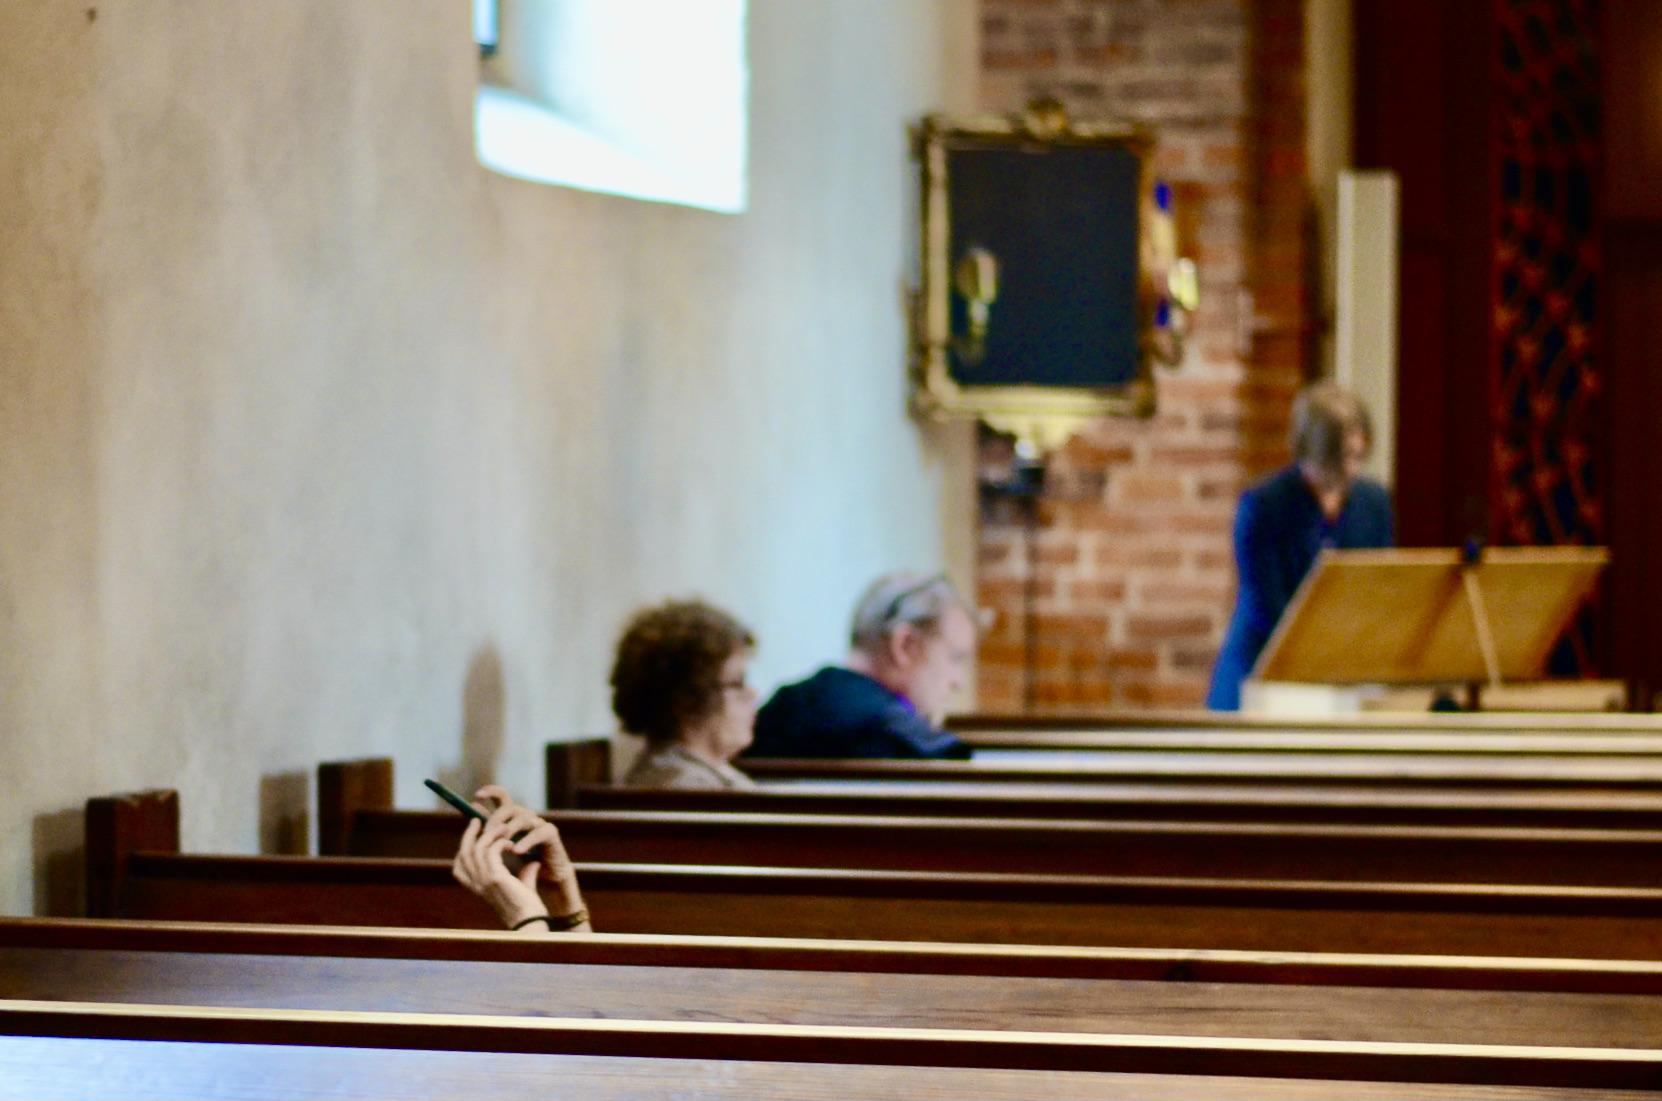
[975,0,1308,711]
[0,0,976,914]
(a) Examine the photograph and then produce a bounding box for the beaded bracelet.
[512,908,589,932]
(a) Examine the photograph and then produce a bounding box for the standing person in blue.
[745,572,975,759]
[1207,383,1394,710]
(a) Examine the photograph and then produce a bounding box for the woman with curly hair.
[613,600,759,790]
[448,599,758,934]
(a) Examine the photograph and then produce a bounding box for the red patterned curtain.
[1492,0,1602,670]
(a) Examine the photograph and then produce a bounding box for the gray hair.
[1289,381,1372,479]
[849,571,969,653]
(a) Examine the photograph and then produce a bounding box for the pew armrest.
[545,738,613,809]
[84,790,180,918]
[316,758,395,856]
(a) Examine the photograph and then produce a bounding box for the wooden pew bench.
[8,1005,1662,1097]
[9,920,1662,1094]
[321,760,1662,888]
[573,780,1662,830]
[84,792,1662,959]
[953,729,1662,754]
[13,918,1662,1049]
[945,710,1662,734]
[737,752,1662,788]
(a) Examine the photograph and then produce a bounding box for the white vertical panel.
[1335,169,1400,487]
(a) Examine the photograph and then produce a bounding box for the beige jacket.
[623,743,756,790]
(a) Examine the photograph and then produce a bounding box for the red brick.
[1033,614,1110,644]
[1125,614,1214,641]
[1034,542,1079,567]
[1114,473,1185,504]
[1105,648,1159,672]
[1070,579,1127,603]
[1194,549,1234,572]
[1140,581,1230,605]
[1097,545,1183,570]
[1173,647,1221,672]
[1151,445,1238,466]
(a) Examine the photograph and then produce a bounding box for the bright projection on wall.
[475,0,748,213]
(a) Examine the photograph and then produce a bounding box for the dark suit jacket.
[1206,465,1393,710]
[745,667,970,759]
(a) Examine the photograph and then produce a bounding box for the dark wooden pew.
[10,919,1662,1077]
[955,729,1662,754]
[8,1000,1662,1095]
[83,791,1662,959]
[737,753,1662,788]
[946,710,1662,733]
[341,805,1662,887]
[573,780,1662,830]
[320,760,1662,888]
[15,915,1662,994]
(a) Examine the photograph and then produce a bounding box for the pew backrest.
[8,999,1662,1090]
[573,781,1662,829]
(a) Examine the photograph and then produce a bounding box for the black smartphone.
[425,778,534,852]
[424,778,488,823]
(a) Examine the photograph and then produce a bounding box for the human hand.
[450,787,583,931]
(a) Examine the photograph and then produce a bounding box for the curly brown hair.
[610,600,755,747]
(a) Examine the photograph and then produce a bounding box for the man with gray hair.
[745,572,974,759]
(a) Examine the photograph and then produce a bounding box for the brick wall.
[976,0,1309,712]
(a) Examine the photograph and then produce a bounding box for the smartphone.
[425,778,534,849]
[424,778,488,823]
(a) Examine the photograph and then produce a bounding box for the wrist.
[488,889,548,929]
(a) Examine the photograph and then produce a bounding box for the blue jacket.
[745,667,971,759]
[1207,465,1393,710]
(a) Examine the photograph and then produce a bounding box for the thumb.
[517,859,541,892]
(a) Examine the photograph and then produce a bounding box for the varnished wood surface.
[3,999,1662,1088]
[11,945,1662,1050]
[740,753,1662,787]
[18,918,1662,994]
[3,1037,1656,1101]
[577,781,1662,829]
[1250,548,1606,685]
[945,710,1662,732]
[105,853,1662,958]
[342,806,1662,888]
[953,730,1662,753]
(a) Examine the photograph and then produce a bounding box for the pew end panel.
[84,791,179,919]
[546,738,613,809]
[317,758,396,856]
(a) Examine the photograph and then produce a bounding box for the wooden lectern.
[1243,547,1609,714]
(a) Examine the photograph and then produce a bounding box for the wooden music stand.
[1248,547,1608,707]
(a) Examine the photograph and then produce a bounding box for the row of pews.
[12,710,1662,1097]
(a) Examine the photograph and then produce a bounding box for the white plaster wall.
[0,0,977,914]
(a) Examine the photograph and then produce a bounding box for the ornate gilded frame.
[910,106,1181,454]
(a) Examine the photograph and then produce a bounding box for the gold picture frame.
[910,103,1190,454]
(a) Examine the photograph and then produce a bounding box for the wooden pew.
[737,753,1662,788]
[10,919,1662,1080]
[8,1001,1662,1095]
[573,780,1662,830]
[320,760,1662,888]
[83,791,1662,959]
[955,729,1662,754]
[946,710,1662,733]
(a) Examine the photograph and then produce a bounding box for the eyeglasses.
[880,572,951,626]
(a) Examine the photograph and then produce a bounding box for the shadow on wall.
[259,771,310,855]
[32,807,84,917]
[437,645,506,799]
